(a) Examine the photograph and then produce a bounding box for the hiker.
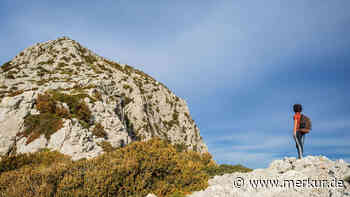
[293,104,312,159]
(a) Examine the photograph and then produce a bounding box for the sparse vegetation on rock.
[0,36,208,164]
[20,113,64,144]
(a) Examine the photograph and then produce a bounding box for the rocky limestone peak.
[0,37,208,160]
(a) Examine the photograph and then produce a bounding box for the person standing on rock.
[293,104,312,159]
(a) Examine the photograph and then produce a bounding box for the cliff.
[0,36,208,160]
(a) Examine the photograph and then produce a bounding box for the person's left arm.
[293,116,297,136]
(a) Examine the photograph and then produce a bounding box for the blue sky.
[1,1,349,168]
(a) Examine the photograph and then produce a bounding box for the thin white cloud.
[210,146,280,169]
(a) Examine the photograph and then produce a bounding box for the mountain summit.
[0,36,208,160]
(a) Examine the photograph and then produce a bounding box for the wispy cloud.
[209,147,281,169]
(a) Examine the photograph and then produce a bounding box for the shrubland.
[0,138,251,197]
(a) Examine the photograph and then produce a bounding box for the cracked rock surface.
[0,36,208,160]
[188,156,350,197]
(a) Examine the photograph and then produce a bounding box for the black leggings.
[294,131,306,159]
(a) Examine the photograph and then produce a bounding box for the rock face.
[188,156,350,197]
[0,36,208,160]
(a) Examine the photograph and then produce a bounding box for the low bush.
[60,56,71,62]
[0,150,70,174]
[19,91,93,144]
[21,113,63,144]
[8,90,24,97]
[48,90,93,126]
[123,84,133,93]
[57,62,69,68]
[123,96,133,106]
[1,61,15,72]
[4,73,15,79]
[82,54,97,64]
[72,61,83,67]
[92,123,107,139]
[204,164,252,177]
[92,89,102,101]
[98,141,115,153]
[38,59,55,65]
[0,138,227,197]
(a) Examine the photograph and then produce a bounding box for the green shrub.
[92,123,107,139]
[38,59,55,65]
[37,66,52,76]
[1,61,15,72]
[35,79,51,86]
[98,141,115,152]
[5,73,15,79]
[8,90,24,97]
[172,111,179,122]
[36,93,69,117]
[203,164,252,178]
[123,84,133,93]
[124,96,133,105]
[169,192,186,197]
[72,61,83,67]
[0,150,70,174]
[97,63,113,73]
[184,112,190,119]
[163,115,180,130]
[82,54,97,65]
[0,138,221,197]
[192,145,198,152]
[18,90,94,144]
[174,143,188,152]
[60,56,71,62]
[48,90,93,126]
[20,113,63,144]
[62,47,69,53]
[0,151,72,197]
[57,62,69,68]
[92,89,102,101]
[344,175,350,184]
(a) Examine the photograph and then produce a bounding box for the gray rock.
[58,119,103,160]
[145,194,157,197]
[268,158,293,173]
[344,170,350,184]
[0,37,208,159]
[17,134,47,153]
[188,156,350,197]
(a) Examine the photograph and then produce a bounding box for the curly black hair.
[293,104,302,113]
